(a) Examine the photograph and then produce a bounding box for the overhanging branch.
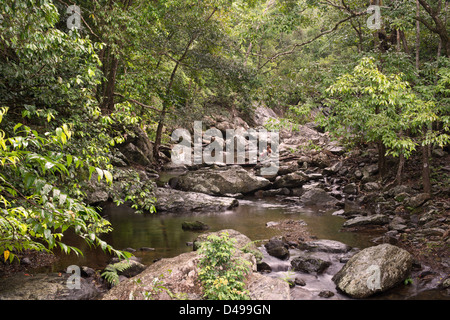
[258,10,368,70]
[113,93,163,113]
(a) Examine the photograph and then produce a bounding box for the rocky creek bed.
[1,108,449,300]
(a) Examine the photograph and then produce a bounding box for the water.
[48,195,374,271]
[39,192,448,300]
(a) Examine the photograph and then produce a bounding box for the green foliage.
[197,232,251,300]
[322,56,449,159]
[404,277,414,286]
[1,0,449,267]
[0,108,130,262]
[101,260,134,286]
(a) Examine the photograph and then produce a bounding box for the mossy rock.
[181,221,210,231]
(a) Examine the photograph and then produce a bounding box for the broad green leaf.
[24,173,36,189]
[13,123,23,132]
[88,166,95,180]
[104,170,113,184]
[95,167,103,181]
[66,154,73,166]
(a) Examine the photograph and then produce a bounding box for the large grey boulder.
[0,272,101,300]
[102,229,276,300]
[120,126,154,166]
[176,166,270,196]
[332,244,413,299]
[299,188,338,207]
[273,171,310,188]
[247,273,291,300]
[155,188,239,212]
[102,251,202,300]
[298,240,352,254]
[123,143,151,166]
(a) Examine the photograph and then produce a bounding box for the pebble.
[294,276,306,286]
[318,290,335,298]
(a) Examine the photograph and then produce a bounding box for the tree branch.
[113,93,163,113]
[258,10,367,70]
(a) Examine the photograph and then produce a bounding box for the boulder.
[155,188,239,212]
[342,214,389,228]
[291,253,332,274]
[124,126,154,164]
[258,188,291,197]
[253,104,278,126]
[386,185,415,198]
[278,161,300,175]
[323,161,343,175]
[102,229,264,300]
[294,276,306,286]
[123,143,151,166]
[388,216,408,232]
[299,188,338,207]
[86,190,109,205]
[0,272,101,300]
[309,152,331,169]
[404,193,431,209]
[176,166,270,196]
[264,237,290,260]
[318,290,335,298]
[298,239,351,254]
[193,229,258,254]
[181,221,210,231]
[332,244,413,298]
[363,182,381,192]
[246,273,291,300]
[362,164,379,177]
[273,171,310,188]
[102,251,202,300]
[343,183,358,195]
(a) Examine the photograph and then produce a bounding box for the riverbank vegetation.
[1,0,448,268]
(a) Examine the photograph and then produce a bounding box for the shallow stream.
[41,192,448,300]
[49,196,373,270]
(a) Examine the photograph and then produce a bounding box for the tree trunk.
[244,0,275,66]
[416,0,420,69]
[104,55,119,111]
[153,8,218,162]
[153,35,197,161]
[400,30,410,54]
[437,1,449,58]
[417,0,450,57]
[377,141,386,177]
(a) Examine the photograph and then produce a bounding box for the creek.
[34,171,448,300]
[48,194,374,272]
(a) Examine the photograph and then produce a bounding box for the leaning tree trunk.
[153,8,218,162]
[153,35,196,162]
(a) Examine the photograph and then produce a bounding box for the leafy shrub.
[197,232,251,300]
[0,107,130,263]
